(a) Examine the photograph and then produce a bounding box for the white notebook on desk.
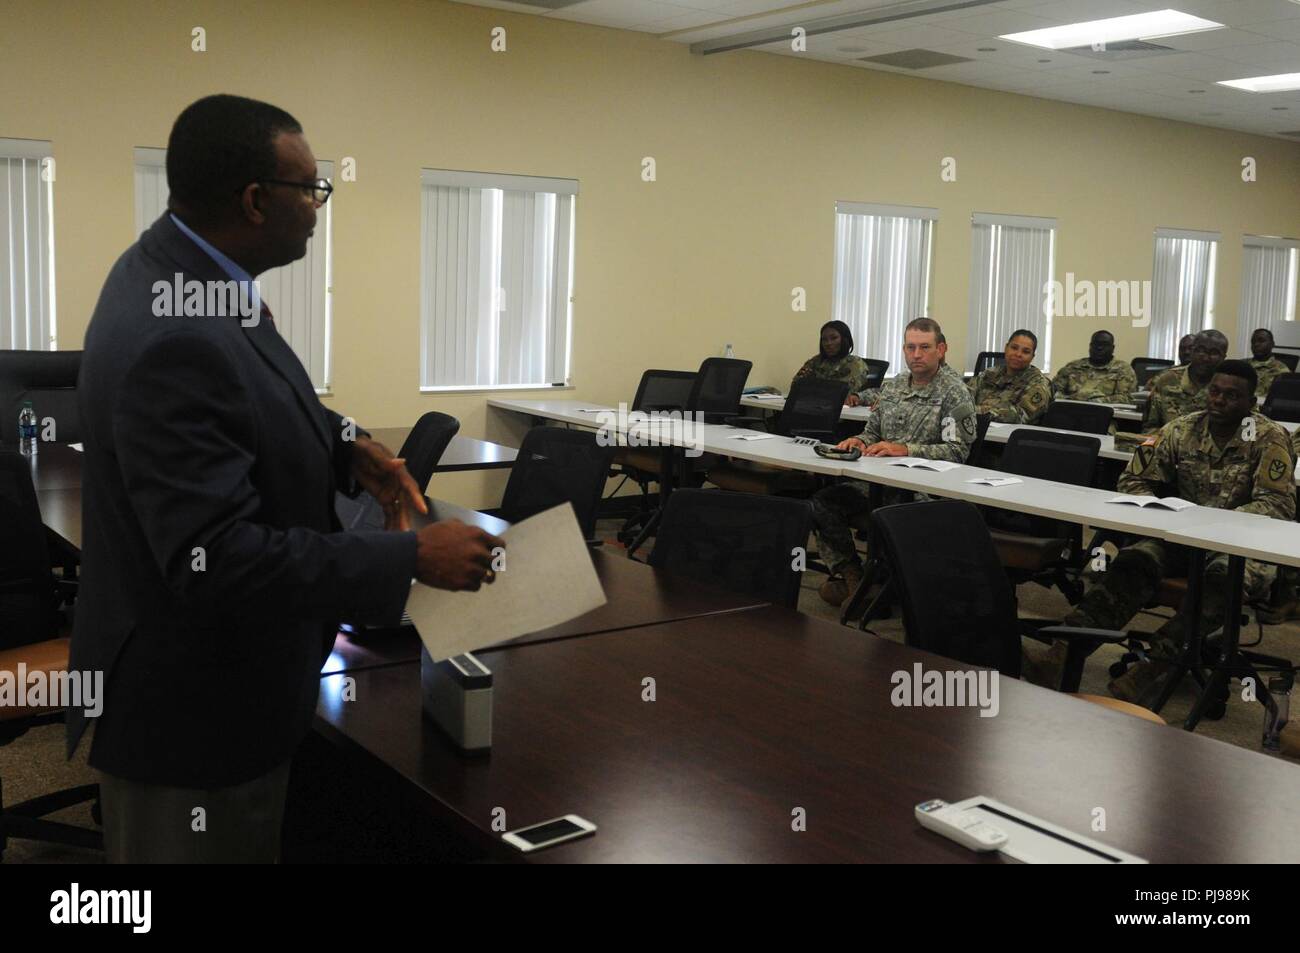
[1106,494,1195,511]
[887,458,961,472]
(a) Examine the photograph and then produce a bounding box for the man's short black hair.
[1008,328,1038,350]
[1214,359,1257,396]
[1253,327,1275,341]
[1091,329,1114,343]
[167,94,302,220]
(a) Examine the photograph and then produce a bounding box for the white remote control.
[915,799,1009,852]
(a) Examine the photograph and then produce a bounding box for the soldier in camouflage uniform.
[1248,328,1290,399]
[1142,329,1227,432]
[968,329,1051,424]
[1061,361,1296,706]
[791,320,872,401]
[1051,330,1137,403]
[1259,426,1300,623]
[812,318,976,605]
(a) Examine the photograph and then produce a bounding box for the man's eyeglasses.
[246,178,334,205]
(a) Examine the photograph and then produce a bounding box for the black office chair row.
[1262,374,1300,424]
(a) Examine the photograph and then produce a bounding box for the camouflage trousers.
[1065,538,1276,661]
[810,482,916,574]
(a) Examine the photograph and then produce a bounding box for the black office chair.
[1131,357,1174,389]
[645,489,812,609]
[1041,402,1113,435]
[862,358,889,390]
[985,429,1100,604]
[1262,374,1300,423]
[0,350,82,447]
[706,378,848,496]
[396,412,460,494]
[688,357,752,424]
[1274,352,1300,373]
[614,369,699,545]
[493,427,615,541]
[967,412,993,466]
[973,352,1004,377]
[871,499,1125,687]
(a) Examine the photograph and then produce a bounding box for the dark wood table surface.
[322,547,768,675]
[16,442,85,491]
[316,603,1300,863]
[370,427,517,473]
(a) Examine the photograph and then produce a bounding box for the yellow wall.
[4,0,1299,505]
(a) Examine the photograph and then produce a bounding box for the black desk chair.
[490,426,615,542]
[615,369,698,545]
[0,350,82,446]
[689,357,752,423]
[1131,357,1173,389]
[967,412,993,466]
[396,412,460,494]
[862,358,889,390]
[973,352,1004,377]
[1041,402,1113,435]
[1274,352,1299,373]
[871,499,1125,688]
[643,489,812,609]
[1262,374,1300,423]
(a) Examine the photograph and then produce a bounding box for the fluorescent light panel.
[1218,73,1300,93]
[1000,9,1224,51]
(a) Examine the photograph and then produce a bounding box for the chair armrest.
[1036,625,1127,644]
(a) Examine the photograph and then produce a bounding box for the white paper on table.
[729,433,776,441]
[576,407,613,413]
[747,394,786,400]
[967,476,1022,487]
[68,442,84,451]
[1106,494,1195,511]
[404,503,607,661]
[886,457,961,472]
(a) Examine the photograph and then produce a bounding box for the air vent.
[858,49,974,69]
[1062,40,1176,60]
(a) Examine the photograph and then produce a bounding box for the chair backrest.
[0,452,60,648]
[862,358,889,389]
[973,351,1005,376]
[967,412,993,464]
[647,489,812,609]
[1130,357,1173,388]
[1263,374,1300,423]
[871,500,1021,676]
[687,358,752,423]
[1040,401,1113,435]
[0,350,82,446]
[396,412,460,493]
[632,369,697,413]
[994,429,1100,539]
[775,377,847,438]
[498,427,616,539]
[1275,352,1300,372]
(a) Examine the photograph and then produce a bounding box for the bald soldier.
[967,329,1051,424]
[1248,328,1290,399]
[1143,329,1227,432]
[1051,330,1137,404]
[812,317,976,606]
[1061,360,1295,706]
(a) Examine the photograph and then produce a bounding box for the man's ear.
[238,183,266,224]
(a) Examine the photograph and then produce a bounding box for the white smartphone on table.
[502,814,597,852]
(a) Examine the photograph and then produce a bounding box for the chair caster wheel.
[1109,661,1129,679]
[1204,700,1227,721]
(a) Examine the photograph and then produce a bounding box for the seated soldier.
[1060,360,1295,706]
[791,320,872,404]
[1051,330,1136,404]
[1142,329,1227,433]
[1144,333,1199,394]
[1260,426,1300,623]
[812,317,976,605]
[968,329,1051,424]
[1248,328,1290,399]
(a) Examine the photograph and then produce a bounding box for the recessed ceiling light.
[1219,73,1300,93]
[1000,9,1224,51]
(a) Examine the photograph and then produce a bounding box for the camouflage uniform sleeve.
[907,382,976,463]
[967,371,982,401]
[856,391,883,445]
[1142,388,1168,433]
[1051,362,1075,399]
[1113,363,1137,403]
[791,358,815,388]
[1240,427,1297,520]
[1014,373,1051,425]
[1117,422,1179,496]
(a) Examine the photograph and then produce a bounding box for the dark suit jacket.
[69,214,417,788]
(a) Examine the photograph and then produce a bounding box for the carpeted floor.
[6,515,1300,863]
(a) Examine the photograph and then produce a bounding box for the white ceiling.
[452,0,1300,139]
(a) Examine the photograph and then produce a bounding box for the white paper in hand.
[404,503,607,661]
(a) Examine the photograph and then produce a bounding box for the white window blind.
[1237,235,1298,355]
[831,202,935,367]
[1149,227,1218,360]
[420,169,576,391]
[1,138,56,350]
[134,148,333,391]
[967,212,1056,372]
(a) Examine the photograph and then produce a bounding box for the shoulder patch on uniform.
[961,415,976,436]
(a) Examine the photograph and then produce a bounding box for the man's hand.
[351,435,428,530]
[415,520,505,591]
[837,437,868,453]
[845,394,861,407]
[864,441,909,457]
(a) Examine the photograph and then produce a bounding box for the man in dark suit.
[70,94,503,862]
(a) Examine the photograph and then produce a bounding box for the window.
[968,212,1056,372]
[831,202,935,366]
[133,147,334,392]
[1,137,56,350]
[1237,235,1298,355]
[419,169,576,391]
[1149,227,1218,360]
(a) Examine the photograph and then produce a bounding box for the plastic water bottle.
[724,343,735,359]
[18,401,37,455]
